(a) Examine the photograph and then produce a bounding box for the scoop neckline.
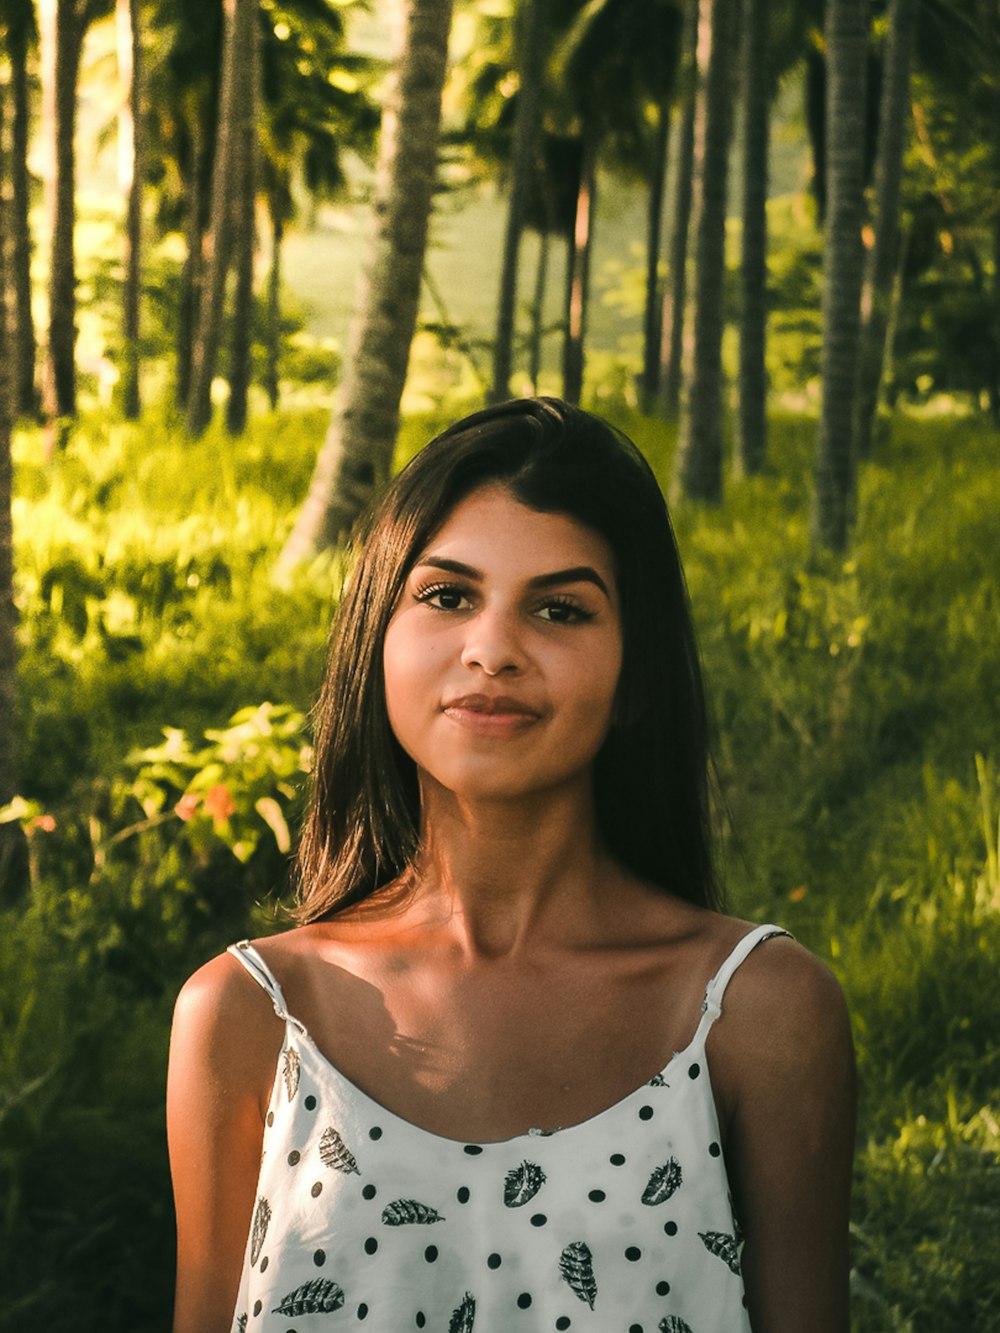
[280,1005,713,1150]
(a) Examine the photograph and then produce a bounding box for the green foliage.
[5,402,1000,1330]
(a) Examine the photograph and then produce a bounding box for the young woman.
[167,398,856,1333]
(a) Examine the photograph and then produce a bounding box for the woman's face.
[382,485,623,805]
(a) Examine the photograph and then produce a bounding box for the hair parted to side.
[294,397,722,921]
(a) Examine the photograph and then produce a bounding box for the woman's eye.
[536,599,594,624]
[415,583,470,611]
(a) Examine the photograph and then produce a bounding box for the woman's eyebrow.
[414,556,611,598]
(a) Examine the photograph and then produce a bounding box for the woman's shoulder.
[704,918,854,1110]
[172,934,303,1066]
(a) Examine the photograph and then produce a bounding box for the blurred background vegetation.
[1,0,998,1328]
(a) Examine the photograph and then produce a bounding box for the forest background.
[0,0,998,1328]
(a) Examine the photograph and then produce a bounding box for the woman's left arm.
[715,937,857,1333]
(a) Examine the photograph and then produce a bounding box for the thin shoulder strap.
[228,940,307,1035]
[699,923,792,1029]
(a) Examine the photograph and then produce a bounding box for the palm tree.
[853,0,916,458]
[557,0,685,406]
[735,0,771,476]
[37,0,110,428]
[184,0,256,437]
[225,6,260,436]
[812,0,869,550]
[2,0,37,416]
[674,0,738,503]
[118,0,144,419]
[0,116,18,817]
[278,0,455,566]
[659,0,697,415]
[489,0,547,403]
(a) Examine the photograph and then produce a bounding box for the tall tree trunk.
[639,93,671,412]
[490,0,545,404]
[118,0,143,420]
[0,87,23,878]
[9,6,37,418]
[735,0,770,476]
[528,226,549,393]
[265,195,283,411]
[278,0,455,566]
[39,0,83,424]
[561,125,597,406]
[659,0,697,415]
[226,6,259,436]
[175,106,206,410]
[674,0,737,504]
[812,0,869,551]
[854,0,915,458]
[185,0,255,438]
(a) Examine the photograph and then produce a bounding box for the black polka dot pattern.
[225,928,789,1330]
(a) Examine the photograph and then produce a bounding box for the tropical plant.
[674,0,738,503]
[812,0,869,550]
[279,0,456,565]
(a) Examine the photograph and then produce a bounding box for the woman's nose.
[459,607,524,675]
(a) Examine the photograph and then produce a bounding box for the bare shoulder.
[710,929,856,1128]
[722,932,851,1051]
[171,948,286,1107]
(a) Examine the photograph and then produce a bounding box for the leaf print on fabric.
[559,1240,597,1309]
[658,1318,694,1333]
[448,1292,476,1332]
[642,1156,683,1205]
[236,1315,247,1333]
[381,1199,445,1225]
[250,1196,270,1266]
[503,1160,546,1207]
[283,1046,300,1101]
[319,1126,360,1175]
[698,1229,742,1274]
[648,1072,670,1087]
[272,1278,346,1315]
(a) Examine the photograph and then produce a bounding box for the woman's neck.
[400,777,626,961]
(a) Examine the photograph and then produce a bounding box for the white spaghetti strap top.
[225,923,789,1332]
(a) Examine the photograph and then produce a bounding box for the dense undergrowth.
[2,401,998,1330]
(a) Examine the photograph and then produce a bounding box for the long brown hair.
[294,398,722,920]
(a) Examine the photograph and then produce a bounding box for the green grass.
[3,399,999,1331]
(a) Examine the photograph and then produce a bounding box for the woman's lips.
[442,694,541,735]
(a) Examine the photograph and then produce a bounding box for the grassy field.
[3,390,999,1330]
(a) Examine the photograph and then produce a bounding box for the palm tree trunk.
[0,106,18,809]
[659,0,697,416]
[9,6,37,418]
[490,0,545,403]
[118,0,143,420]
[735,0,770,476]
[528,226,549,394]
[175,107,206,411]
[265,196,283,411]
[812,0,869,551]
[226,5,260,436]
[639,93,671,413]
[40,0,83,424]
[562,125,597,406]
[674,0,737,504]
[278,0,455,567]
[854,0,915,458]
[185,0,255,437]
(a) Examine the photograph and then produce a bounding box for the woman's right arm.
[167,953,284,1333]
